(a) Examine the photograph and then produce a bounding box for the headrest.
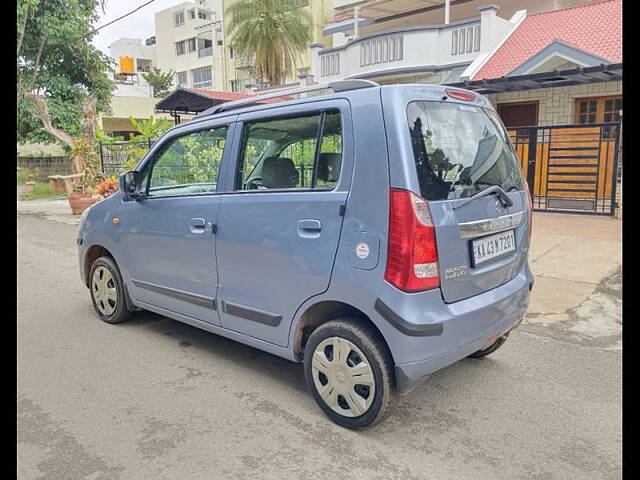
[317,153,341,183]
[261,157,299,189]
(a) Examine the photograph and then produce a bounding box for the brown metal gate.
[508,122,621,215]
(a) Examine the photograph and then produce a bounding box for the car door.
[215,101,352,347]
[120,121,235,324]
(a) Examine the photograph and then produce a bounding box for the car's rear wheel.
[303,318,393,429]
[89,256,131,324]
[468,332,509,358]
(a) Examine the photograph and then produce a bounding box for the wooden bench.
[48,173,83,195]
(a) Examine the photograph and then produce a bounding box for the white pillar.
[309,43,324,85]
[354,6,360,39]
[445,0,450,24]
[478,4,500,52]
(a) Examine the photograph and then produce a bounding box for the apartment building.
[154,0,217,89]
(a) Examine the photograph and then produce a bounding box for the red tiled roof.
[186,88,255,100]
[473,0,621,80]
[328,14,351,23]
[186,87,291,104]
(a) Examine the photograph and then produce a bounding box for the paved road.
[18,214,621,480]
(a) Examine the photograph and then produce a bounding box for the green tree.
[129,116,173,141]
[17,0,114,191]
[122,116,173,170]
[226,0,311,87]
[142,67,176,98]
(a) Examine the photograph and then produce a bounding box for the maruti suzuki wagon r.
[78,81,533,429]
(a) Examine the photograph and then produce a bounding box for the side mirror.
[119,171,143,200]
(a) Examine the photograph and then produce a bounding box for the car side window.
[145,126,228,197]
[236,110,342,191]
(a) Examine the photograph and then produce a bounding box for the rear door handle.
[297,219,322,238]
[190,217,206,233]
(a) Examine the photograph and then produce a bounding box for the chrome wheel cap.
[312,337,376,417]
[92,266,117,316]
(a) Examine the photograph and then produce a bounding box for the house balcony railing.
[198,47,213,58]
[315,18,483,81]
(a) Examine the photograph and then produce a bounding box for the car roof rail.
[197,79,380,117]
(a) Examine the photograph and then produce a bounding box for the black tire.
[88,256,131,324]
[303,318,393,429]
[468,332,509,358]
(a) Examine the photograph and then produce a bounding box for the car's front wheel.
[303,318,393,429]
[89,256,131,324]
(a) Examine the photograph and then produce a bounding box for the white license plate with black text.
[472,230,516,266]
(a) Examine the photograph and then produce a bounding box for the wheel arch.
[83,244,115,287]
[84,244,138,312]
[292,300,396,371]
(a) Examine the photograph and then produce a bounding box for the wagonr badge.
[77,81,533,429]
[444,265,467,279]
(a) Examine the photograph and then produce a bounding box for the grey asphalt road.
[18,214,621,480]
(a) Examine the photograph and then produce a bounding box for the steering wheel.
[244,177,262,190]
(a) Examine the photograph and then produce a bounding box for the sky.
[91,0,188,56]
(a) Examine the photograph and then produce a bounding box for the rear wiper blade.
[453,185,514,210]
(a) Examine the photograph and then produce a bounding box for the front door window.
[143,126,228,197]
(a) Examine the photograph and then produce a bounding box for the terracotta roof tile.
[186,87,291,104]
[473,0,621,80]
[186,88,254,100]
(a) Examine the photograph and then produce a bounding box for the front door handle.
[190,217,206,233]
[297,219,322,231]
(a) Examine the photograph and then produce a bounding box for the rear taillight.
[524,182,533,245]
[385,189,440,292]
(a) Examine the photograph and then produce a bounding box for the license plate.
[471,230,516,266]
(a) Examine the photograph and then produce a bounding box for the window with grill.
[230,79,242,92]
[575,96,622,124]
[175,41,185,55]
[176,71,188,87]
[174,10,184,26]
[575,96,622,140]
[191,66,212,88]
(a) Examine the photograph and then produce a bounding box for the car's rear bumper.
[376,265,532,394]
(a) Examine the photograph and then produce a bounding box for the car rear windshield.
[406,101,524,201]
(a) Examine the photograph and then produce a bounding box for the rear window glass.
[406,101,524,201]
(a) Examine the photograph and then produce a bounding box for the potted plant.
[96,176,119,198]
[67,138,105,215]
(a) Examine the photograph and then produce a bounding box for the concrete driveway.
[17,206,621,480]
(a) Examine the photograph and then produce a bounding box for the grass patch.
[20,181,65,200]
[17,170,28,185]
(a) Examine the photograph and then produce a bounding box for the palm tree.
[226,0,312,87]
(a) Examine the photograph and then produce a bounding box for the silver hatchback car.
[78,81,533,429]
